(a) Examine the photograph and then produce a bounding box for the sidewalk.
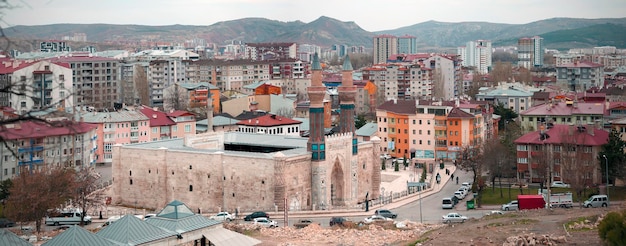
[265,162,459,219]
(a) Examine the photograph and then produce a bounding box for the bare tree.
[72,167,102,226]
[491,61,513,83]
[4,167,75,233]
[135,64,150,106]
[163,83,189,111]
[483,138,514,197]
[458,143,487,207]
[431,68,445,100]
[275,107,295,118]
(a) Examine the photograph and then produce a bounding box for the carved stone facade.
[111,132,380,212]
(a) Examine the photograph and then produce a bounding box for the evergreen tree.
[598,129,626,185]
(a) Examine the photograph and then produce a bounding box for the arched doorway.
[330,159,345,206]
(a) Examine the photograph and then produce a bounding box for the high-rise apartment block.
[50,54,120,111]
[373,35,398,64]
[397,35,418,55]
[518,36,544,68]
[458,40,492,74]
[244,43,297,61]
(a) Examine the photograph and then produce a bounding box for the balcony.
[18,145,44,153]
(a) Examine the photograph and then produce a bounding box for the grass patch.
[479,186,626,205]
[514,219,538,225]
[408,237,429,245]
[480,187,534,205]
[487,222,505,227]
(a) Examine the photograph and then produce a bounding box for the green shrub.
[598,210,626,246]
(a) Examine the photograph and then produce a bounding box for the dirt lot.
[229,206,624,245]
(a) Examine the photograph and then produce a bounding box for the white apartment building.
[457,40,492,74]
[0,59,74,115]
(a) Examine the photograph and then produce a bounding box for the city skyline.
[2,0,625,32]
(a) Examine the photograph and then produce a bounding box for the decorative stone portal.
[330,160,345,206]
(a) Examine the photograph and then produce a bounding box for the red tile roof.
[237,114,301,127]
[139,107,176,127]
[514,124,608,146]
[447,107,475,118]
[0,120,96,140]
[377,100,416,115]
[521,102,605,116]
[166,110,195,117]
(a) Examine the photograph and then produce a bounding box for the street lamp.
[603,155,609,204]
[380,187,385,204]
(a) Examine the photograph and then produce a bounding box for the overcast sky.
[2,0,625,31]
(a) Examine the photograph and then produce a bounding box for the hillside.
[4,17,626,50]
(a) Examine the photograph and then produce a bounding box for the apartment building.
[177,82,220,112]
[270,59,307,79]
[458,40,492,74]
[519,100,605,133]
[119,61,149,106]
[475,82,540,114]
[397,35,418,55]
[514,124,608,185]
[138,106,195,141]
[183,59,271,92]
[556,61,604,92]
[424,54,462,99]
[80,110,150,164]
[0,59,74,115]
[373,35,398,64]
[0,120,97,181]
[40,41,71,52]
[50,53,120,111]
[236,114,301,136]
[244,43,297,61]
[376,99,487,161]
[518,36,544,68]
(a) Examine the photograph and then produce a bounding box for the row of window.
[517,145,593,153]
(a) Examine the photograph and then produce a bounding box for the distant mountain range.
[4,16,626,51]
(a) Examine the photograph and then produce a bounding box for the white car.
[442,213,468,223]
[253,217,278,228]
[501,200,519,211]
[550,181,570,188]
[210,212,234,221]
[380,154,392,160]
[363,215,393,224]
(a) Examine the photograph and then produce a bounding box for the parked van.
[583,195,609,208]
[442,198,454,209]
[45,209,92,226]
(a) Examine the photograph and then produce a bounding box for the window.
[152,127,158,133]
[518,158,528,163]
[553,146,561,152]
[584,146,592,153]
[517,145,528,151]
[59,74,65,81]
[172,126,178,132]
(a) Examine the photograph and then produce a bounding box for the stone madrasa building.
[111,54,382,212]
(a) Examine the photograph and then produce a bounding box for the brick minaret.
[338,55,358,154]
[307,53,326,160]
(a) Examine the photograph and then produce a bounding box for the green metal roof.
[96,214,176,245]
[42,225,120,246]
[0,229,32,246]
[146,214,221,234]
[156,200,195,219]
[342,54,353,71]
[178,82,219,90]
[355,122,378,137]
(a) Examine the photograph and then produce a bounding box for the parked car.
[583,195,609,208]
[442,197,454,209]
[485,210,504,215]
[374,209,398,219]
[329,217,349,227]
[551,181,570,188]
[293,219,319,229]
[454,191,466,200]
[253,217,277,228]
[244,211,269,221]
[144,213,157,220]
[210,212,234,221]
[501,200,519,211]
[363,215,393,224]
[380,154,392,160]
[457,187,469,196]
[442,213,468,223]
[0,218,15,228]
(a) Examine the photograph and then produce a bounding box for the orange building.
[179,82,221,113]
